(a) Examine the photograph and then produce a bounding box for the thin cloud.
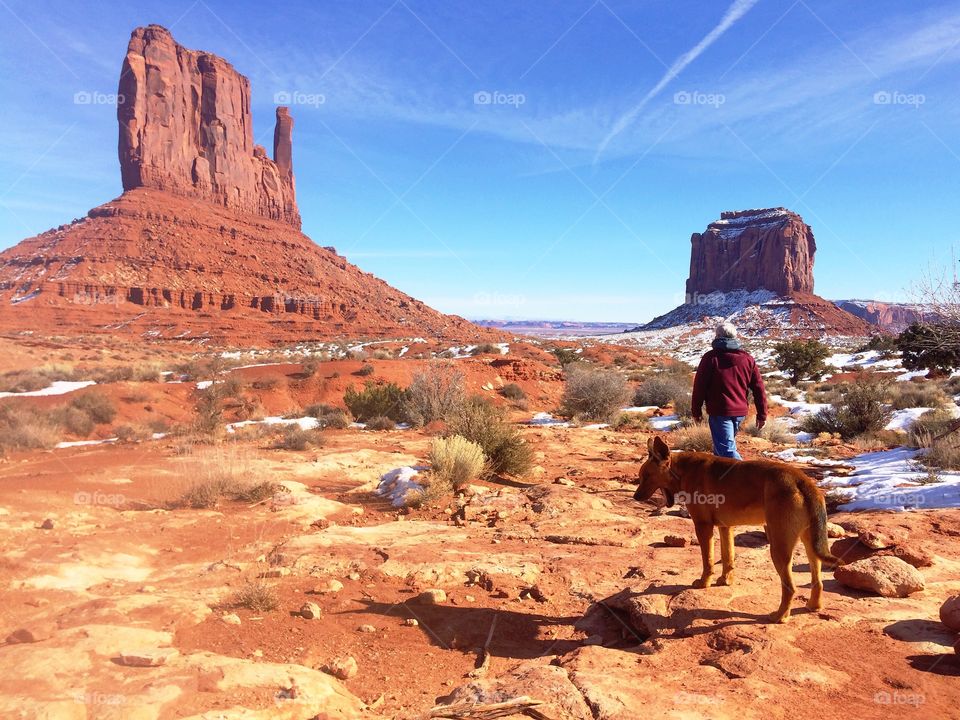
[594,0,761,162]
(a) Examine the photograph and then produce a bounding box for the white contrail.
[594,0,762,162]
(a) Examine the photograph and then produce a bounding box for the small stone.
[464,595,476,603]
[663,534,688,548]
[312,579,344,594]
[118,648,178,667]
[252,649,263,658]
[858,529,904,550]
[221,613,241,626]
[324,655,358,680]
[300,602,322,620]
[348,572,361,581]
[402,618,419,627]
[39,518,55,530]
[940,594,960,632]
[418,589,446,604]
[554,477,575,486]
[357,624,377,633]
[826,522,846,538]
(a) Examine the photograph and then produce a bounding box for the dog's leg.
[692,522,715,588]
[801,528,823,611]
[768,531,800,623]
[717,526,735,586]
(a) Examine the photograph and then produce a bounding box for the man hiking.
[691,322,767,460]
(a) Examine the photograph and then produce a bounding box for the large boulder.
[834,556,925,598]
[940,594,960,632]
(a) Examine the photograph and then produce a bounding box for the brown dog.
[634,436,839,622]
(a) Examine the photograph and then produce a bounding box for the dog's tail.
[798,478,842,566]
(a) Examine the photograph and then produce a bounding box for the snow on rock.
[649,415,681,431]
[770,394,829,418]
[885,408,933,432]
[378,467,427,507]
[0,380,96,399]
[821,447,960,511]
[765,448,845,466]
[226,416,319,433]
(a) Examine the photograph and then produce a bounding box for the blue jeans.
[708,415,745,460]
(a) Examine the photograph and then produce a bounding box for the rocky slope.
[0,25,489,344]
[834,300,933,333]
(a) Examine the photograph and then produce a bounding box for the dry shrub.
[0,366,72,393]
[429,435,485,492]
[909,409,960,470]
[448,397,533,477]
[305,404,350,429]
[176,447,278,508]
[499,383,527,401]
[888,381,948,410]
[801,380,891,439]
[561,366,630,422]
[0,406,60,450]
[365,416,396,431]
[344,382,407,422]
[70,390,117,424]
[670,424,714,452]
[852,429,906,453]
[742,418,794,444]
[226,580,279,612]
[404,364,466,426]
[632,377,689,408]
[275,425,324,450]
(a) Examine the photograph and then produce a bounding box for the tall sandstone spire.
[116,25,300,228]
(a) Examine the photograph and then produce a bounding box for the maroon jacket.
[692,344,767,422]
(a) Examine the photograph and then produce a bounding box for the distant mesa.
[0,25,488,343]
[637,207,874,337]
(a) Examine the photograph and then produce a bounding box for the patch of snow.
[0,380,96,399]
[770,394,829,417]
[649,415,681,431]
[55,438,118,449]
[226,416,320,433]
[885,408,933,432]
[196,380,215,390]
[528,412,570,427]
[821,447,960,511]
[10,289,40,304]
[895,370,928,382]
[378,466,428,507]
[765,448,846,466]
[622,406,658,413]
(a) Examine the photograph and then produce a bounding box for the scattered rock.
[663,534,687,547]
[221,613,241,626]
[704,626,771,678]
[300,602,322,620]
[890,544,934,568]
[5,625,54,644]
[311,579,343,594]
[323,655,358,680]
[940,594,960,632]
[834,556,925,598]
[858,528,906,550]
[357,624,377,634]
[348,572,361,581]
[418,589,446,604]
[118,648,178,667]
[39,518,55,530]
[403,618,419,627]
[554,477,575,487]
[826,522,846,538]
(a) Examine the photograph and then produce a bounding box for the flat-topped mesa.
[117,25,300,228]
[685,207,815,299]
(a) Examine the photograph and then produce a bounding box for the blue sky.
[1,0,958,322]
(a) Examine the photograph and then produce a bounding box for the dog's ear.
[651,436,670,462]
[646,436,656,454]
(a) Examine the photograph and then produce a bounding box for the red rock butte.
[0,25,490,344]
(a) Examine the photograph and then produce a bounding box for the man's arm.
[691,355,711,422]
[749,359,768,428]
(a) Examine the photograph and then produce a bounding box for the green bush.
[561,366,630,422]
[449,397,533,477]
[801,380,891,439]
[898,322,960,375]
[774,339,831,385]
[343,382,408,422]
[355,364,375,377]
[551,347,580,367]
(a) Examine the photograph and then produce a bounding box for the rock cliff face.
[833,300,932,333]
[686,208,815,298]
[117,25,300,228]
[0,25,492,343]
